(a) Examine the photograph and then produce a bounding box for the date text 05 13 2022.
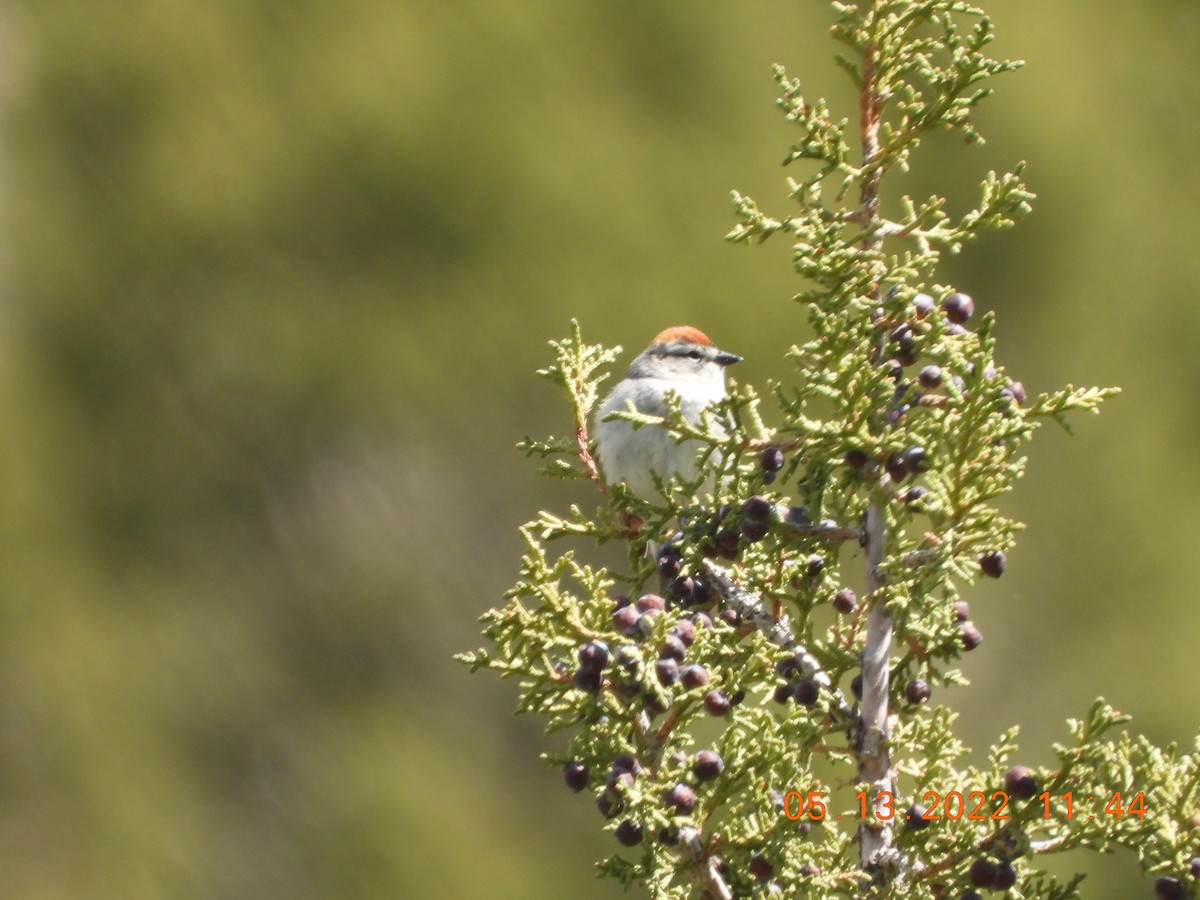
[782,790,1147,823]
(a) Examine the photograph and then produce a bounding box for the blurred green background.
[0,1,1196,897]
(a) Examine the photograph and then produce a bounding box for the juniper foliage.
[460,4,1200,898]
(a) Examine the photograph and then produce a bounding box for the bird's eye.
[685,349,704,360]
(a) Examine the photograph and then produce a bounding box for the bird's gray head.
[625,326,741,384]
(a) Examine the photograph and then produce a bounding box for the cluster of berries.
[562,745,728,850]
[561,583,751,845]
[664,446,788,577]
[870,289,1026,487]
[902,766,1039,895]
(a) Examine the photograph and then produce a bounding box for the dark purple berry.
[596,791,622,819]
[692,750,724,781]
[655,658,680,686]
[607,770,635,793]
[1156,877,1186,900]
[886,451,909,482]
[656,545,683,579]
[564,761,588,792]
[643,690,668,717]
[952,600,970,622]
[614,819,644,846]
[690,611,713,629]
[657,638,686,667]
[992,861,1017,889]
[913,293,935,318]
[1004,766,1039,801]
[884,403,911,426]
[905,678,931,704]
[942,292,975,324]
[881,358,904,380]
[657,826,679,845]
[669,575,696,603]
[844,448,869,469]
[611,595,632,610]
[611,754,641,777]
[1191,857,1200,879]
[850,673,863,699]
[799,863,820,877]
[980,550,1006,578]
[918,365,943,388]
[960,623,983,651]
[715,528,741,559]
[729,689,746,706]
[718,608,742,628]
[615,679,640,702]
[740,518,769,542]
[704,689,731,716]
[672,619,696,647]
[773,683,794,705]
[664,783,697,815]
[832,587,857,614]
[806,554,825,578]
[659,635,687,662]
[572,668,603,692]
[637,593,667,612]
[905,804,932,829]
[968,858,998,888]
[613,605,640,635]
[793,679,819,706]
[761,447,785,473]
[900,445,928,474]
[902,486,927,506]
[1008,380,1027,405]
[578,641,609,672]
[960,893,983,900]
[761,469,776,485]
[749,854,774,882]
[742,495,773,523]
[890,328,918,365]
[775,654,801,678]
[680,664,709,689]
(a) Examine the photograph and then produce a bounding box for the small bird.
[594,326,741,500]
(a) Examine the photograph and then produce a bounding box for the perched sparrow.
[594,326,741,499]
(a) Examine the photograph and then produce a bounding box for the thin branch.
[678,826,733,900]
[1029,834,1072,854]
[575,426,601,485]
[858,496,895,870]
[856,17,898,876]
[701,559,854,720]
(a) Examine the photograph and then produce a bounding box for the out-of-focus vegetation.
[0,2,1196,897]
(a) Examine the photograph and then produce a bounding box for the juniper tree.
[459,3,1200,898]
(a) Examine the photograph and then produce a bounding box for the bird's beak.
[715,351,742,366]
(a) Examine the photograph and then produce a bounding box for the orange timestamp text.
[782,790,1147,822]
